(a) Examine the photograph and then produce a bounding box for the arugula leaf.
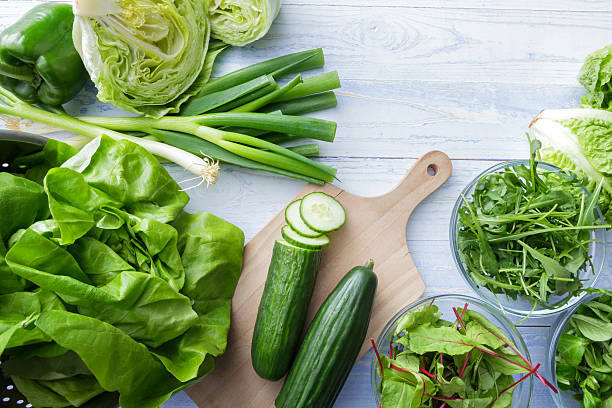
[457,141,607,307]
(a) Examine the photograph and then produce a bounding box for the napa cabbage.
[579,44,612,111]
[530,108,612,223]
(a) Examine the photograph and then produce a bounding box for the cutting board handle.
[373,150,452,218]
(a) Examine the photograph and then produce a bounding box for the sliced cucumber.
[285,200,323,238]
[300,192,346,233]
[281,225,329,249]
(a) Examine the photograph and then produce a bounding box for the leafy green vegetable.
[556,290,612,407]
[457,140,608,308]
[72,0,211,117]
[579,44,612,111]
[0,86,222,184]
[0,136,245,407]
[530,108,612,223]
[208,0,281,46]
[374,302,556,407]
[36,310,179,408]
[0,48,341,185]
[79,112,338,184]
[0,172,50,294]
[0,290,65,355]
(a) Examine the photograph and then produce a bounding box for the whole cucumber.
[275,260,377,408]
[251,240,323,380]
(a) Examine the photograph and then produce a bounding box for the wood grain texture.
[1,1,610,406]
[282,0,612,12]
[185,151,452,407]
[1,3,611,86]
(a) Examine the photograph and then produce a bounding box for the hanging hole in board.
[427,164,437,176]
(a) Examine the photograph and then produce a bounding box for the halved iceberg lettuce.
[72,0,210,117]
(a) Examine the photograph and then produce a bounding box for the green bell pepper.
[0,3,88,106]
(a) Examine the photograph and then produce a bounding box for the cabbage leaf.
[208,0,281,46]
[530,108,612,223]
[72,0,211,117]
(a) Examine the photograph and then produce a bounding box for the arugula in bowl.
[453,141,609,315]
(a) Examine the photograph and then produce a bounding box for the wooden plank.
[212,6,610,85]
[283,0,612,12]
[163,158,611,241]
[6,0,612,12]
[1,79,586,161]
[164,324,559,407]
[1,4,610,85]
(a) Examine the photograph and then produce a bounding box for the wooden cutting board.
[186,150,452,407]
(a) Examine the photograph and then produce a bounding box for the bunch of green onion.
[0,49,341,186]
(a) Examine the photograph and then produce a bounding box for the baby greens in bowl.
[547,290,612,408]
[449,144,608,317]
[370,294,558,408]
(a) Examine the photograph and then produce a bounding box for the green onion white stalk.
[0,86,220,185]
[79,113,337,183]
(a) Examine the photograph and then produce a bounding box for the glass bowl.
[545,294,599,408]
[371,294,533,407]
[449,160,607,318]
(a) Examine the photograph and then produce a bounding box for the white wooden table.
[2,1,612,406]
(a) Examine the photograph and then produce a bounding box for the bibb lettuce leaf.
[0,135,245,407]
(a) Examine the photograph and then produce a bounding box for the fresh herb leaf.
[556,290,612,407]
[457,141,608,307]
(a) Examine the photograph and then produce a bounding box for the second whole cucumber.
[251,240,323,380]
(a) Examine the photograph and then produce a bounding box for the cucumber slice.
[300,192,346,233]
[281,225,329,249]
[285,200,323,238]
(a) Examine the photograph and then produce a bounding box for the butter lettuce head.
[579,44,612,111]
[0,136,245,408]
[208,0,281,46]
[72,0,210,117]
[530,108,612,223]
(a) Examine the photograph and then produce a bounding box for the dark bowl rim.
[0,130,47,146]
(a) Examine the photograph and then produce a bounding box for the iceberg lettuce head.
[208,0,281,46]
[530,108,612,223]
[72,0,210,117]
